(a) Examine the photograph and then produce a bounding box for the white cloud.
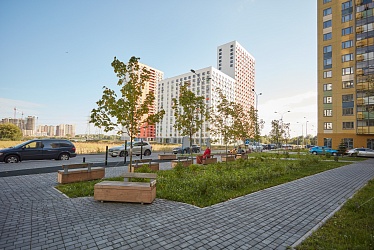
[258,91,317,137]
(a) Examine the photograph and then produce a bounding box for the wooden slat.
[122,172,157,179]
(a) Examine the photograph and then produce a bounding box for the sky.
[0,0,317,138]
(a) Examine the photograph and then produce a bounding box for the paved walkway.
[0,159,374,249]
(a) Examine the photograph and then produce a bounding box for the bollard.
[105,146,108,166]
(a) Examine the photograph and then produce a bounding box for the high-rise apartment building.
[318,0,374,149]
[156,41,255,144]
[137,63,164,141]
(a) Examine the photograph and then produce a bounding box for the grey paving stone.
[1,159,374,249]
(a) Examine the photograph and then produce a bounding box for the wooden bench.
[57,163,105,184]
[158,154,177,160]
[130,159,159,172]
[171,156,193,168]
[94,172,157,204]
[202,154,218,165]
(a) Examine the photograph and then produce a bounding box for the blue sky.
[0,0,317,137]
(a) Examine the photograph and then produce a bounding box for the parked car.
[0,139,77,163]
[248,143,263,152]
[309,146,338,156]
[108,141,152,157]
[346,148,374,157]
[172,144,201,154]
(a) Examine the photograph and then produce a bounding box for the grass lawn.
[56,155,349,207]
[296,179,374,250]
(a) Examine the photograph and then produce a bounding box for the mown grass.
[296,179,374,250]
[56,155,348,207]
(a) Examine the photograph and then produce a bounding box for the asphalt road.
[0,152,171,177]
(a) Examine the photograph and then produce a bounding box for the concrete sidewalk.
[0,159,373,249]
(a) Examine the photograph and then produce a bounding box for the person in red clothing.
[202,147,211,159]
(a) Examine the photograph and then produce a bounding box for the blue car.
[309,146,338,156]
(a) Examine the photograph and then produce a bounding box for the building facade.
[318,0,374,149]
[137,63,164,141]
[156,41,255,145]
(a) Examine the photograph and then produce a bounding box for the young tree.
[172,82,208,156]
[269,119,284,148]
[90,56,165,169]
[209,90,237,153]
[0,123,23,140]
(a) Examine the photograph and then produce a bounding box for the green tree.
[209,90,237,153]
[0,123,23,140]
[172,82,208,155]
[269,119,284,148]
[90,56,165,169]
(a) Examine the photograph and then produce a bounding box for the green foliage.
[0,123,23,140]
[172,82,207,150]
[297,179,374,250]
[338,139,347,156]
[90,56,165,164]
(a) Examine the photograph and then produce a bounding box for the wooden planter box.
[57,163,105,184]
[236,154,248,160]
[202,157,217,165]
[94,173,157,204]
[171,159,193,168]
[221,156,236,162]
[158,154,177,160]
[130,162,159,172]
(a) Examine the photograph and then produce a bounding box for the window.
[343,80,354,88]
[324,138,332,147]
[323,7,332,16]
[342,1,352,9]
[324,20,332,29]
[343,122,354,129]
[324,32,332,41]
[342,40,353,49]
[342,14,352,23]
[342,67,354,75]
[342,26,353,35]
[342,53,353,62]
[324,96,333,103]
[324,109,333,116]
[343,138,353,149]
[324,122,333,130]
[323,83,332,91]
[324,71,332,78]
[343,107,354,115]
[342,94,353,102]
[324,0,331,3]
[323,45,332,53]
[324,58,332,69]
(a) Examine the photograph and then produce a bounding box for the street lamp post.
[252,89,262,151]
[274,111,290,148]
[191,69,203,146]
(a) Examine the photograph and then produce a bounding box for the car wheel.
[312,151,317,155]
[144,149,151,156]
[5,155,19,163]
[119,151,124,157]
[59,153,70,160]
[352,153,358,157]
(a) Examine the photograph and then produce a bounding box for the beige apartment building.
[318,0,374,149]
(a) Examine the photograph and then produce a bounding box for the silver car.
[108,141,152,157]
[346,148,374,157]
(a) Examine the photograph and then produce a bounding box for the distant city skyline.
[0,116,76,137]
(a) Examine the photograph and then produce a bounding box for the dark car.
[0,139,77,163]
[172,144,201,154]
